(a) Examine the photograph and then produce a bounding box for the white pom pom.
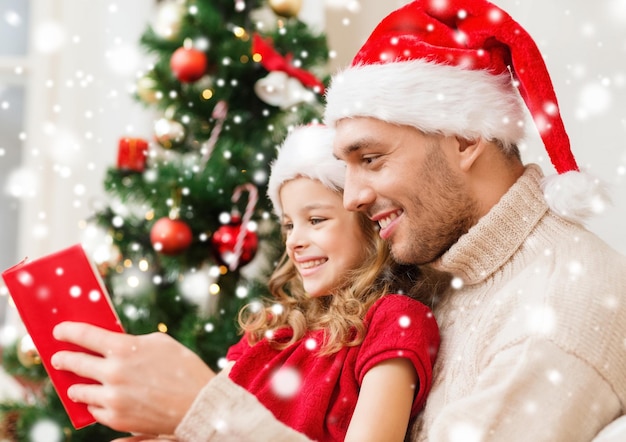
[541,171,611,225]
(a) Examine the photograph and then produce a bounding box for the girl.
[225,124,440,442]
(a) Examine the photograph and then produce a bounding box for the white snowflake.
[271,366,302,399]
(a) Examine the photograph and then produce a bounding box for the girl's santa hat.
[324,0,609,224]
[267,124,345,218]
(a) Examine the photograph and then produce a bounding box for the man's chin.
[391,242,437,266]
[390,245,414,265]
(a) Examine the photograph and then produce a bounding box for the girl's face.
[280,177,368,298]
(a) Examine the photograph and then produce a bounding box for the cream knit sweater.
[176,165,626,441]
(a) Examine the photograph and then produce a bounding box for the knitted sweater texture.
[412,164,626,441]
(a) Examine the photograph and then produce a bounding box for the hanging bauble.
[212,183,260,270]
[150,217,193,255]
[211,220,258,270]
[254,71,313,109]
[170,45,207,83]
[154,117,185,148]
[268,0,302,17]
[117,137,149,172]
[16,334,41,368]
[136,76,159,104]
[153,0,185,40]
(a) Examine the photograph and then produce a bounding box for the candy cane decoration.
[201,100,228,167]
[229,183,258,271]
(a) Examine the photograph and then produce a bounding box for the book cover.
[1,244,125,429]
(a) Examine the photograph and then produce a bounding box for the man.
[324,0,626,440]
[52,1,626,441]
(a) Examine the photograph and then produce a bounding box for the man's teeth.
[300,259,326,269]
[378,212,400,229]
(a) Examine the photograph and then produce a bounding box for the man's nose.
[343,170,374,213]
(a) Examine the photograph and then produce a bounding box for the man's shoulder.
[535,213,626,274]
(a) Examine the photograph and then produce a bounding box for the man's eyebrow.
[335,139,373,157]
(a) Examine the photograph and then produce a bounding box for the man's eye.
[363,155,378,164]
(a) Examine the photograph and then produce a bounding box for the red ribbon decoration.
[252,33,325,94]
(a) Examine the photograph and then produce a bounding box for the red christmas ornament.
[117,137,149,172]
[211,218,258,270]
[150,217,193,255]
[170,46,207,83]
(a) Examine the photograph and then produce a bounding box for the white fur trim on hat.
[324,59,526,149]
[267,124,344,218]
[542,171,612,225]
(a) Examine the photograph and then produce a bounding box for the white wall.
[1,0,155,341]
[325,0,626,255]
[494,0,626,254]
[17,0,154,260]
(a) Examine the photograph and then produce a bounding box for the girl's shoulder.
[367,293,434,320]
[365,294,438,340]
[355,294,440,393]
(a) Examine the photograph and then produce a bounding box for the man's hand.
[51,322,215,435]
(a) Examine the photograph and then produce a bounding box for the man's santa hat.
[324,0,609,223]
[268,124,345,218]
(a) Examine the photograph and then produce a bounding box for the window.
[0,0,30,322]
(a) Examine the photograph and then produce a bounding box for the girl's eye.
[310,218,325,225]
[282,222,293,232]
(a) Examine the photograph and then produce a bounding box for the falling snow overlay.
[0,0,625,441]
[0,0,329,439]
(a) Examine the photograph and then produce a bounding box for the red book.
[1,244,125,429]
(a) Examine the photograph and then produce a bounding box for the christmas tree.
[0,0,329,440]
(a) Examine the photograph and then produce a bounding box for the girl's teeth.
[301,259,326,269]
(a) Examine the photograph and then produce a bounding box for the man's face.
[333,117,479,265]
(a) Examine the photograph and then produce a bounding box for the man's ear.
[457,137,485,172]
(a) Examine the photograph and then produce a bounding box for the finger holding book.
[51,322,216,435]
